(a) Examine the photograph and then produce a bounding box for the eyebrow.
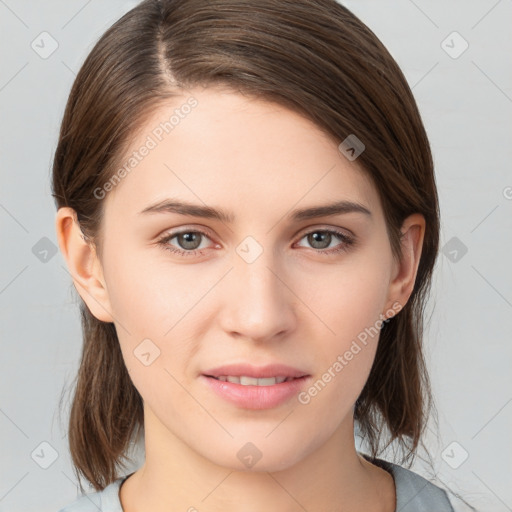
[138,198,372,223]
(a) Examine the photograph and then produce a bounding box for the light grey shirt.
[57,455,454,511]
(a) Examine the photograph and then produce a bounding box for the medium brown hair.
[53,0,441,493]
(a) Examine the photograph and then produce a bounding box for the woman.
[53,0,459,510]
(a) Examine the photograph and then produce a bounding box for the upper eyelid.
[158,226,215,242]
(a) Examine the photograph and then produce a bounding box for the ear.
[383,213,425,317]
[55,207,114,322]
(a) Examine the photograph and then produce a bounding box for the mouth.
[202,363,309,382]
[200,364,310,409]
[206,375,297,386]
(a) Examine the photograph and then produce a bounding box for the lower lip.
[201,375,310,410]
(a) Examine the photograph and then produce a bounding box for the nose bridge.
[221,235,295,339]
[235,236,283,307]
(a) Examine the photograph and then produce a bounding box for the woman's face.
[80,86,413,471]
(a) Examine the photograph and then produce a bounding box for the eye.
[295,228,355,255]
[156,229,215,257]
[156,227,355,258]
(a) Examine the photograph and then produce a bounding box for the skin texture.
[56,86,425,512]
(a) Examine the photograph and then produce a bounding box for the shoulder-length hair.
[53,0,440,493]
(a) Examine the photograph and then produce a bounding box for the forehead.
[103,87,380,223]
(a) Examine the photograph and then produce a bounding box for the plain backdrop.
[0,1,511,511]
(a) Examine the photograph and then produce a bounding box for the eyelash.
[156,227,355,257]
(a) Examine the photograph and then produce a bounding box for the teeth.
[240,376,258,385]
[215,375,289,386]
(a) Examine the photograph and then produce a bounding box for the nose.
[217,246,297,343]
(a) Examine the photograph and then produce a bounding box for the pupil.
[180,232,200,250]
[310,231,330,249]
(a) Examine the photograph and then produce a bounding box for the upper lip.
[203,364,309,379]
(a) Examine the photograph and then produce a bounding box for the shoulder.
[57,477,126,512]
[361,454,455,512]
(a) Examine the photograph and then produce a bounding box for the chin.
[192,431,318,474]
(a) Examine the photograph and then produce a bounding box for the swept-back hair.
[53,0,441,493]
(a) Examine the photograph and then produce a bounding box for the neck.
[120,406,395,512]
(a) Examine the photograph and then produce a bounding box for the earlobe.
[55,207,114,323]
[384,213,425,316]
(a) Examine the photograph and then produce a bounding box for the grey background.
[1,1,511,511]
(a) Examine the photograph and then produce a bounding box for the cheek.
[103,248,207,382]
[297,252,390,348]
[104,247,186,333]
[293,251,391,402]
